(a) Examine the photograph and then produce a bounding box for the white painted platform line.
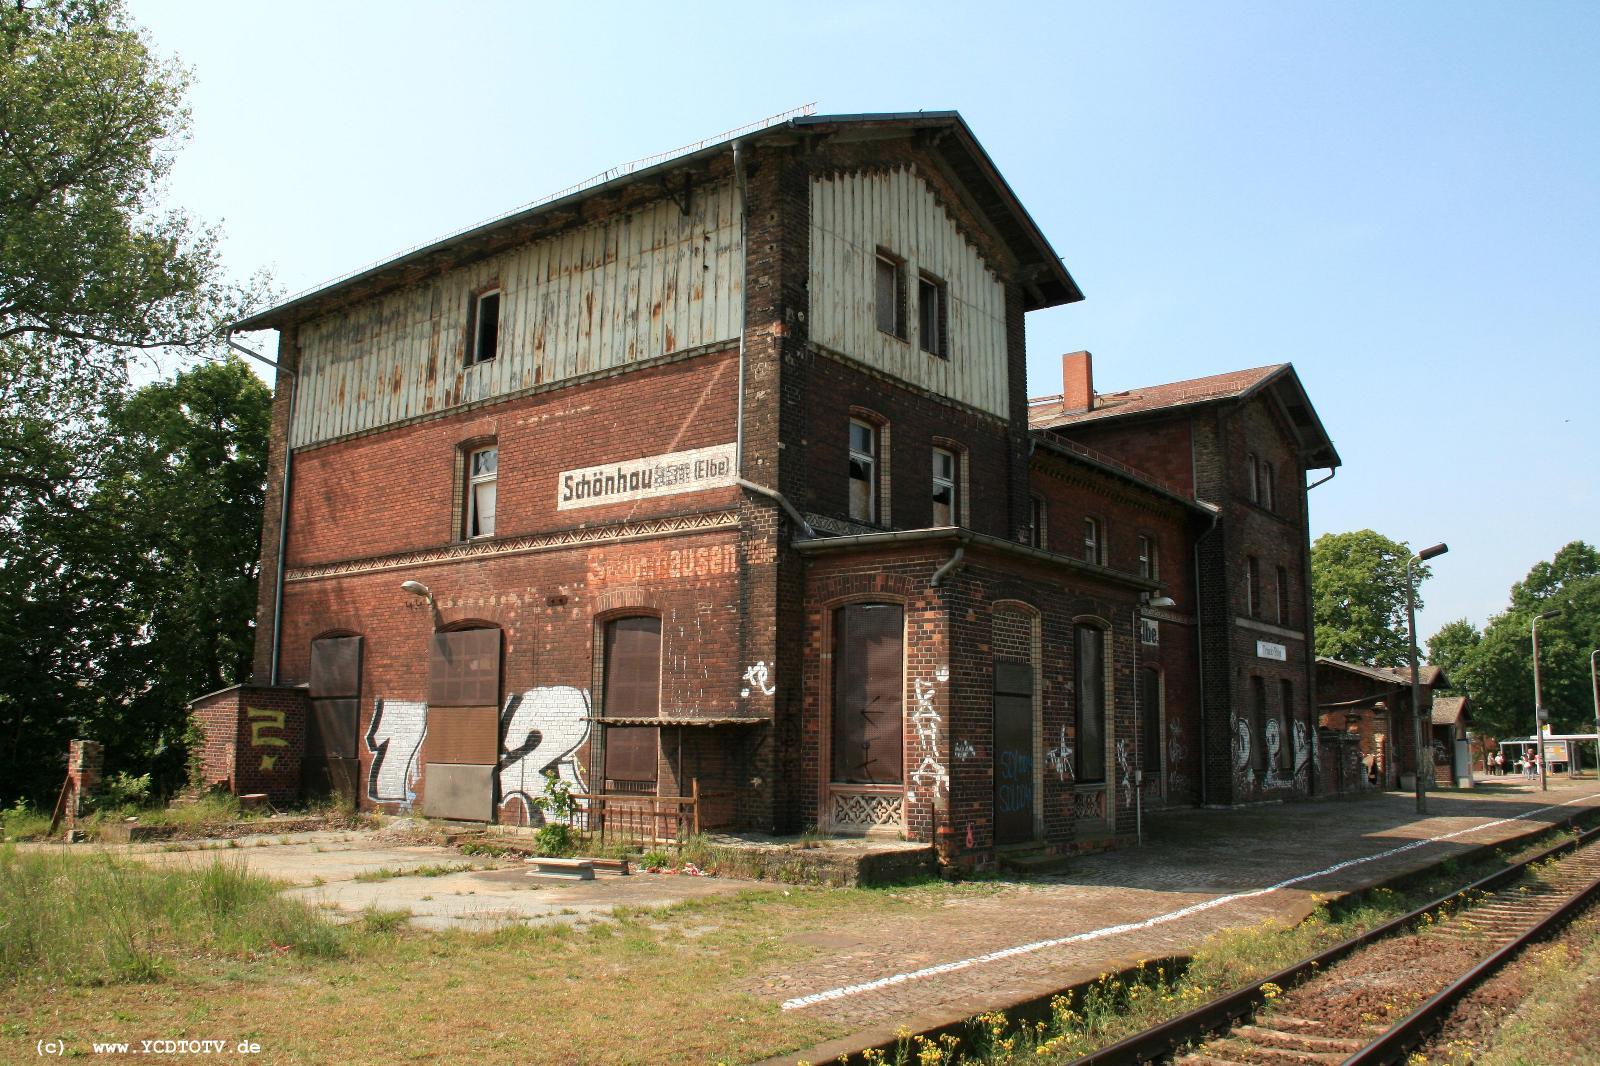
[780,792,1600,1010]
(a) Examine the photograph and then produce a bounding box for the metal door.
[993,660,1034,845]
[306,636,362,802]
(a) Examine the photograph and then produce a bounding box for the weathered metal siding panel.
[290,181,743,448]
[808,168,1009,419]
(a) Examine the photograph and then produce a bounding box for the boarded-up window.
[1251,676,1269,772]
[832,604,904,785]
[1279,679,1296,771]
[1140,666,1162,775]
[603,617,661,787]
[308,635,361,758]
[1075,625,1106,783]
[429,628,501,707]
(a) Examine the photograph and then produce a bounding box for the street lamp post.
[1532,608,1562,791]
[1589,649,1599,780]
[1407,542,1448,813]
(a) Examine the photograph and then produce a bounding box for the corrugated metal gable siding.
[289,181,743,448]
[808,168,1009,419]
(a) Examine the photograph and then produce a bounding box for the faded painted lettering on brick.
[558,443,736,510]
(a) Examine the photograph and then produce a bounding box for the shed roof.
[1431,694,1469,726]
[235,111,1081,332]
[1316,657,1449,690]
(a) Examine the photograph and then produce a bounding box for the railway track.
[1073,821,1600,1066]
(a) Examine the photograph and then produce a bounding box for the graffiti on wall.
[740,661,775,698]
[1116,738,1134,808]
[246,707,288,771]
[1234,716,1254,798]
[1263,719,1283,789]
[499,686,591,822]
[907,677,948,801]
[366,698,427,807]
[1294,721,1311,790]
[668,605,712,708]
[1167,719,1188,798]
[954,739,976,761]
[1045,725,1074,782]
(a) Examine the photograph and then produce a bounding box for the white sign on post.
[557,443,736,511]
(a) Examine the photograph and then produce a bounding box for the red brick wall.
[186,686,309,804]
[1064,417,1196,498]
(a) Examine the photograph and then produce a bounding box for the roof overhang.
[235,111,1080,332]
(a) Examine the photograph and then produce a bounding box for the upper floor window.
[1029,495,1047,549]
[931,447,958,526]
[1138,535,1158,580]
[1260,460,1275,511]
[1083,517,1102,565]
[468,289,501,366]
[918,272,948,359]
[1075,624,1106,783]
[1247,453,1260,503]
[874,251,907,339]
[466,446,498,539]
[848,419,878,524]
[1247,555,1261,617]
[1275,565,1289,625]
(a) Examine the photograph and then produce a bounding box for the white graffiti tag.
[498,686,591,823]
[1116,738,1133,808]
[740,661,776,698]
[1233,716,1252,771]
[1045,725,1074,782]
[909,677,948,797]
[1263,718,1283,789]
[954,739,976,760]
[366,698,427,807]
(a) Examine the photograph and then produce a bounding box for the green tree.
[1311,529,1431,667]
[1453,543,1600,741]
[0,360,270,804]
[1427,618,1481,690]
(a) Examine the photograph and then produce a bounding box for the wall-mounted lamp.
[1143,594,1176,609]
[400,580,433,605]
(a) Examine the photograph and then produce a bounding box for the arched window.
[831,603,904,785]
[1075,624,1106,783]
[602,616,661,791]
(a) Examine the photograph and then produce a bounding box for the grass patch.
[0,846,352,986]
[353,862,476,883]
[1,802,53,842]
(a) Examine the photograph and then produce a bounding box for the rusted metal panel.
[423,707,499,765]
[809,167,1009,419]
[290,181,743,448]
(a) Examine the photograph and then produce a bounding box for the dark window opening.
[1250,676,1268,773]
[918,273,948,358]
[1140,666,1161,775]
[1279,679,1296,771]
[831,604,904,785]
[1276,565,1289,625]
[1075,624,1106,783]
[1029,495,1046,549]
[469,290,500,365]
[849,419,877,524]
[1247,556,1261,617]
[875,252,906,339]
[308,635,362,760]
[931,447,958,526]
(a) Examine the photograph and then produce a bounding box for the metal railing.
[567,780,701,847]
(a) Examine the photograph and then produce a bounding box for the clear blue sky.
[129,0,1599,644]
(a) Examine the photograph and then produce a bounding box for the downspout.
[929,545,966,587]
[732,139,748,473]
[736,477,814,539]
[228,329,295,687]
[1192,502,1220,806]
[1307,467,1336,491]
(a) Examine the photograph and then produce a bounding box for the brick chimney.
[1061,351,1094,412]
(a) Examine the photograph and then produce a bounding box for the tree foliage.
[1311,529,1431,667]
[1436,543,1600,741]
[1,1,271,804]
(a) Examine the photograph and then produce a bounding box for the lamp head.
[1145,595,1177,609]
[1539,607,1562,621]
[1416,542,1449,562]
[400,580,433,604]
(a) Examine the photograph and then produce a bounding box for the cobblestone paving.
[756,780,1600,1049]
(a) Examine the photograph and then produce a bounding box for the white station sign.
[1256,640,1288,661]
[557,443,736,511]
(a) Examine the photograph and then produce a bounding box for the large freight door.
[993,660,1034,845]
[423,627,501,821]
[306,636,362,802]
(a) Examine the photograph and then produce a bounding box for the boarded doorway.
[306,635,362,802]
[423,627,501,821]
[993,660,1034,845]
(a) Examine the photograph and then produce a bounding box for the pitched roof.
[235,111,1081,332]
[1316,657,1449,690]
[1432,694,1469,726]
[1028,364,1286,430]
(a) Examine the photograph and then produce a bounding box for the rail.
[1068,818,1600,1065]
[567,780,702,847]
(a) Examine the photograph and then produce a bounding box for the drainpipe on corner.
[1192,502,1220,807]
[929,545,966,587]
[228,329,295,687]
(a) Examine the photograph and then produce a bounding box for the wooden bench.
[527,857,595,881]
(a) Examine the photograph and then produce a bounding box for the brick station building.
[195,111,1339,867]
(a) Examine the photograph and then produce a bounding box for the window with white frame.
[874,252,906,339]
[466,446,497,538]
[1138,534,1158,579]
[931,446,958,526]
[468,289,501,366]
[1083,517,1102,564]
[918,272,948,358]
[848,419,878,524]
[1247,453,1260,503]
